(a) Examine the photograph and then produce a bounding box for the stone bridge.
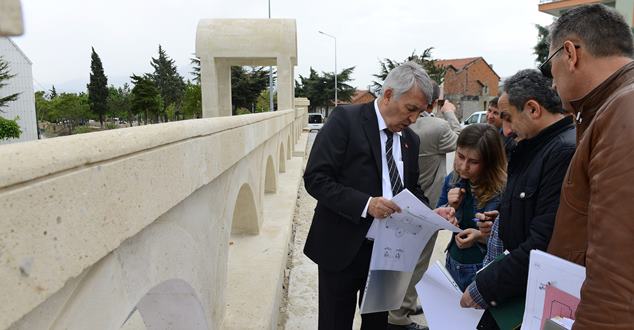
[1,9,311,329]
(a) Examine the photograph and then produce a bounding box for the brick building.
[347,89,376,104]
[436,57,500,120]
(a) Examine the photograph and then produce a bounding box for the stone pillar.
[0,0,23,36]
[201,57,232,118]
[277,56,294,111]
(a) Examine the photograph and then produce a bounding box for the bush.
[0,116,21,140]
[105,122,117,130]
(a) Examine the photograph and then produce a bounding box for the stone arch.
[133,279,208,330]
[264,155,276,193]
[287,134,292,160]
[231,183,259,234]
[279,142,286,173]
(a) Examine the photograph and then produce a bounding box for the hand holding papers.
[360,189,461,314]
[370,189,461,272]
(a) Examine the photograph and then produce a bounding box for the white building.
[0,37,37,144]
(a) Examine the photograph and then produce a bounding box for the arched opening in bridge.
[279,143,286,173]
[231,183,259,234]
[287,134,292,159]
[129,279,208,330]
[264,155,276,193]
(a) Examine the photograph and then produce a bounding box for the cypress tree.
[87,47,108,128]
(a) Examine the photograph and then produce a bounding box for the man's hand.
[474,211,498,237]
[455,228,481,249]
[434,206,458,226]
[440,100,456,113]
[368,197,401,219]
[460,290,482,309]
[447,187,465,209]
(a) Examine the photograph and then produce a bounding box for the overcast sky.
[11,0,554,93]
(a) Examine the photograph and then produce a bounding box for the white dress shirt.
[361,99,404,218]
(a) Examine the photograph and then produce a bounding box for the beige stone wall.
[0,108,306,329]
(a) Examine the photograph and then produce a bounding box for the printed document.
[416,261,484,330]
[360,189,460,314]
[522,250,585,330]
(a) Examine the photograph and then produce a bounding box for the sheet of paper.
[369,189,460,272]
[359,269,413,314]
[360,189,461,314]
[416,261,484,330]
[522,250,585,330]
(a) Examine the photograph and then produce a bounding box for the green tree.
[131,74,161,124]
[182,82,202,119]
[49,85,57,99]
[107,83,133,125]
[231,66,271,114]
[0,116,21,140]
[49,93,92,135]
[372,48,446,92]
[0,56,20,140]
[87,47,109,128]
[534,24,550,66]
[295,66,356,115]
[151,45,185,120]
[190,56,200,84]
[256,88,276,112]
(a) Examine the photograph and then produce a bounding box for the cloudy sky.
[11,0,554,93]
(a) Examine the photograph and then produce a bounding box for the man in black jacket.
[303,62,438,330]
[458,69,576,328]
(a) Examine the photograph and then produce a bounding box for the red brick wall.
[442,59,499,97]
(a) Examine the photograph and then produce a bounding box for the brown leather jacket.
[549,61,634,329]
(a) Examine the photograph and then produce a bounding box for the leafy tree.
[256,88,276,113]
[49,93,92,135]
[131,74,161,124]
[87,47,109,128]
[0,56,20,140]
[151,45,185,120]
[182,82,202,119]
[295,66,356,115]
[107,83,133,125]
[49,85,57,99]
[231,66,271,114]
[534,24,550,66]
[0,116,21,140]
[372,48,446,92]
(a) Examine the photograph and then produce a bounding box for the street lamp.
[318,30,337,111]
[268,0,274,112]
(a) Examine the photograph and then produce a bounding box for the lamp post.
[268,0,274,112]
[318,30,337,112]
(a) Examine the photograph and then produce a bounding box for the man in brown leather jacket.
[545,4,634,329]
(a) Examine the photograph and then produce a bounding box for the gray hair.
[550,4,634,58]
[381,61,434,104]
[504,69,564,115]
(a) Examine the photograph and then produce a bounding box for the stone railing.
[0,107,307,329]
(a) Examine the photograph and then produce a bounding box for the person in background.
[486,96,516,158]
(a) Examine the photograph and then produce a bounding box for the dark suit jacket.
[303,101,428,272]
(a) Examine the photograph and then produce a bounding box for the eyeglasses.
[538,44,580,79]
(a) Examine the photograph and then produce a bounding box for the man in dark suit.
[303,62,442,330]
